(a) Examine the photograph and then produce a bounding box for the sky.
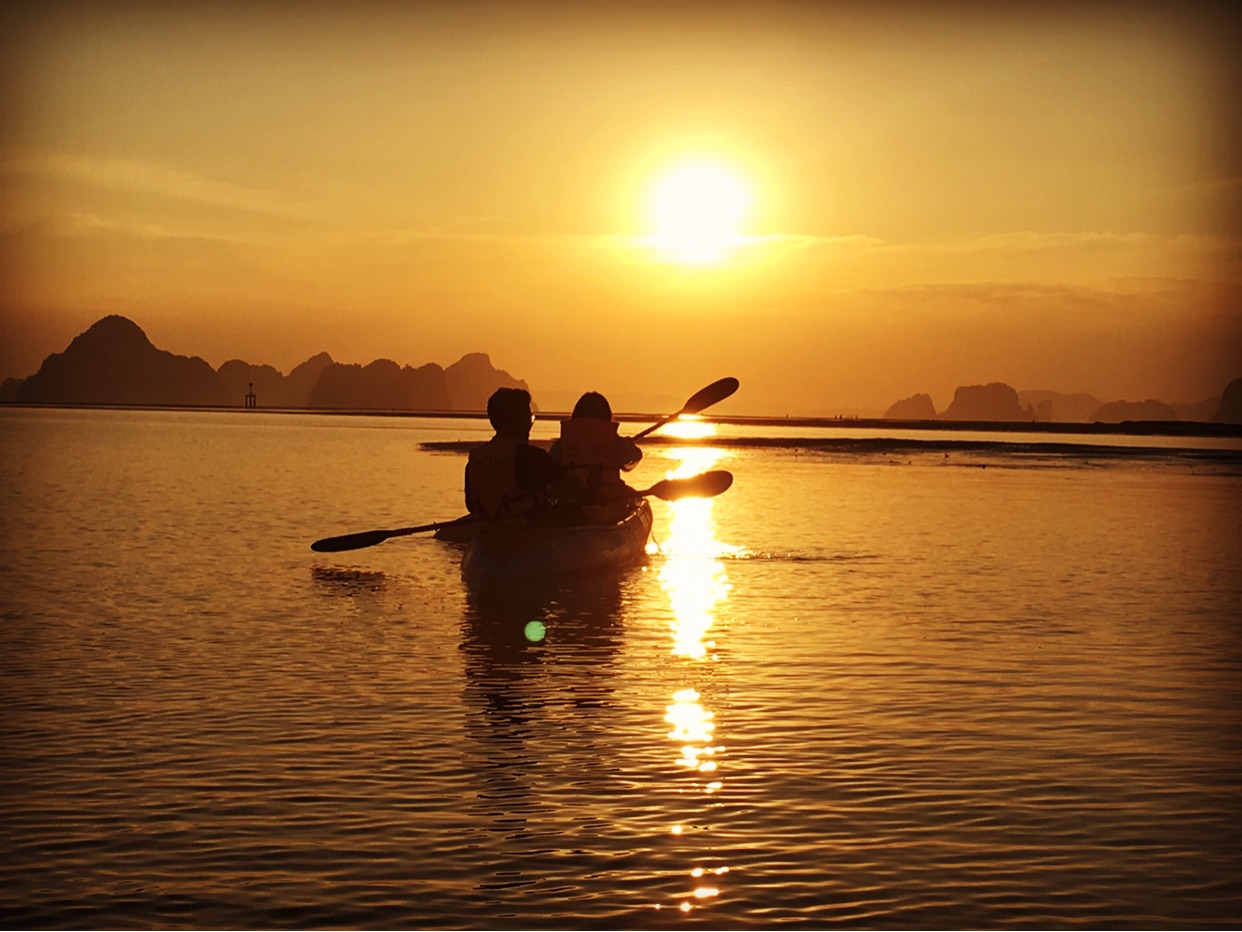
[2,0,1239,416]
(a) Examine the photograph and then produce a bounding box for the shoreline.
[3,401,1240,439]
[700,414,1242,439]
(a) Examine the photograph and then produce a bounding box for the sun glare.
[660,415,717,441]
[647,161,752,265]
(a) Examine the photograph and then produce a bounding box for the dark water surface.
[2,408,1240,928]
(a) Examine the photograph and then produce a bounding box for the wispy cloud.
[1,149,312,221]
[9,210,241,244]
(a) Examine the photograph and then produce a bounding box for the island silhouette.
[2,315,529,412]
[885,380,1240,425]
[1,314,1239,425]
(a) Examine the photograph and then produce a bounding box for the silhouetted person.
[465,388,578,520]
[550,391,642,524]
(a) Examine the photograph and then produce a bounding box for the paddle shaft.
[310,469,733,553]
[630,376,738,441]
[311,516,479,553]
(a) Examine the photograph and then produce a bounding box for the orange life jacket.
[558,417,624,499]
[466,436,529,518]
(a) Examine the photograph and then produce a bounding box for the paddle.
[630,377,739,441]
[311,517,477,553]
[309,469,734,553]
[640,469,733,501]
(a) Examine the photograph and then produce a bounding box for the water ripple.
[3,410,1240,927]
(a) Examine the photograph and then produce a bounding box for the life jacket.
[466,436,529,518]
[558,417,624,499]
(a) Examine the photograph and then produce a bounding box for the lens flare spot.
[523,620,546,642]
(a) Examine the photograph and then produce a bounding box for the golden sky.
[2,0,1239,415]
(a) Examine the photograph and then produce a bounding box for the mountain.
[1171,398,1220,421]
[217,353,335,408]
[444,352,529,411]
[218,360,291,406]
[286,352,334,405]
[884,393,938,419]
[15,315,228,406]
[941,382,1030,421]
[308,359,452,410]
[1090,399,1178,423]
[1018,390,1104,423]
[1213,378,1242,424]
[884,380,1241,424]
[4,315,532,412]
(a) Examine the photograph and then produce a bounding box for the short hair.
[571,391,612,420]
[487,387,532,431]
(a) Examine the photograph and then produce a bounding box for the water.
[2,407,1240,928]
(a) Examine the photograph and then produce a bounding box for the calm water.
[2,407,1240,929]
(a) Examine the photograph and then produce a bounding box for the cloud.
[1,149,311,221]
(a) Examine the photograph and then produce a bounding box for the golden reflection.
[658,414,717,441]
[655,443,736,915]
[665,688,718,774]
[657,445,737,658]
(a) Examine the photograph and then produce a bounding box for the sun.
[646,160,753,265]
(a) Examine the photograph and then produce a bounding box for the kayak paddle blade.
[311,530,395,553]
[646,469,733,501]
[681,377,739,415]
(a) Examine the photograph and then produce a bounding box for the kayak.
[432,518,479,544]
[460,499,653,586]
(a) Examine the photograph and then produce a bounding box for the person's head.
[571,391,612,421]
[487,387,534,437]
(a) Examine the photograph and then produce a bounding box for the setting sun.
[647,161,753,264]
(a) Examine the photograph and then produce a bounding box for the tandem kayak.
[460,499,654,586]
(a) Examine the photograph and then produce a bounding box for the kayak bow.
[461,499,653,585]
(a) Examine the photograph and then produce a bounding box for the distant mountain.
[217,353,336,408]
[1213,378,1242,424]
[286,352,334,405]
[1018,390,1103,423]
[1171,398,1220,422]
[218,359,292,406]
[941,382,1030,421]
[308,359,452,410]
[884,393,938,419]
[3,315,532,412]
[884,380,1240,424]
[444,352,528,411]
[15,315,228,406]
[1090,399,1178,423]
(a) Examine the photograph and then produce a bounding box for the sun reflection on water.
[657,414,717,441]
[654,443,736,914]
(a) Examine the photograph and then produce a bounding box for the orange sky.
[2,0,1239,415]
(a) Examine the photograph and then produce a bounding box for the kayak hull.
[462,500,653,586]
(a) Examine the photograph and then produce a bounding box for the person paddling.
[465,388,579,521]
[550,391,643,524]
